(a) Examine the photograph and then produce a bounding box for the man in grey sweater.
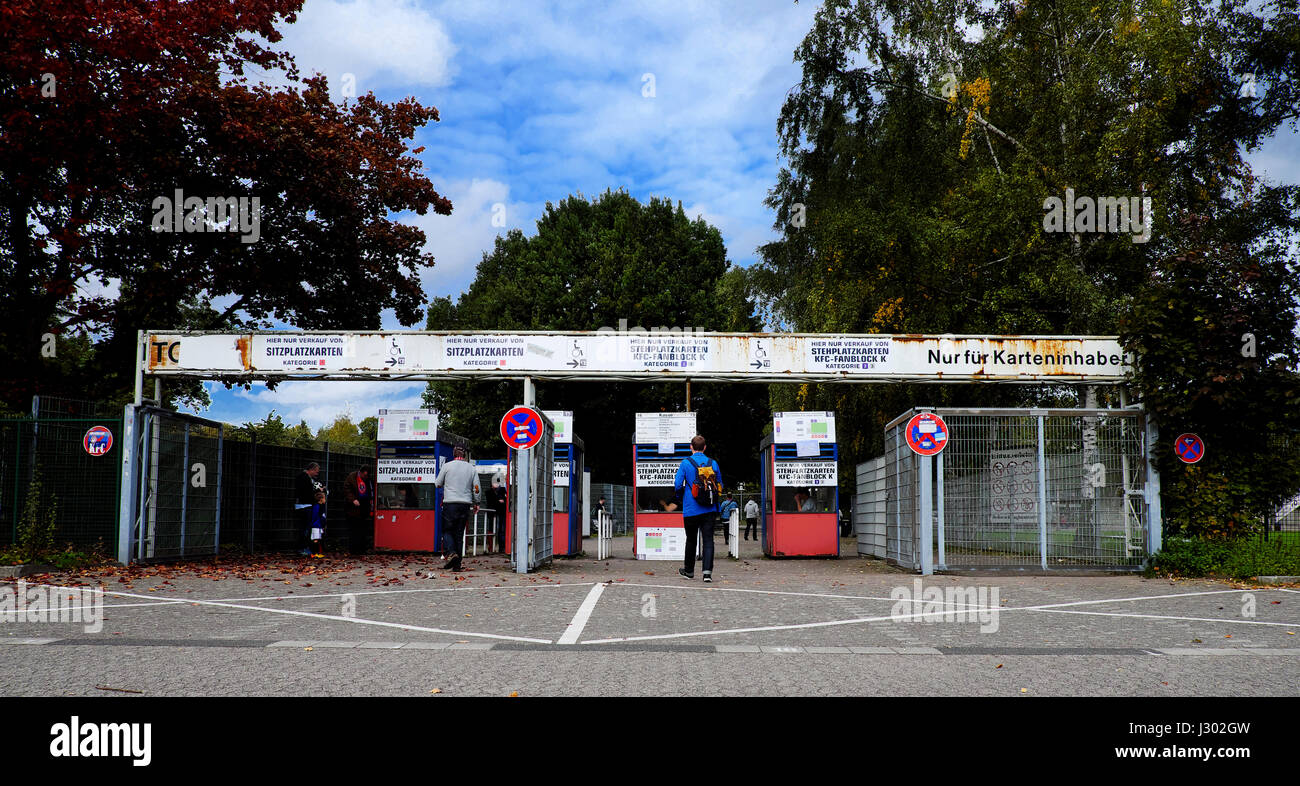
[434,446,480,571]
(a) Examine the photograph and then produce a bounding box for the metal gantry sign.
[139,331,1132,384]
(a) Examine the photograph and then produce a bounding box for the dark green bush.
[1152,536,1300,580]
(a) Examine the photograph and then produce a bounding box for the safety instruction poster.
[636,527,686,560]
[990,448,1038,525]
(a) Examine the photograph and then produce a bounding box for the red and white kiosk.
[632,411,697,560]
[758,411,840,558]
[372,408,468,553]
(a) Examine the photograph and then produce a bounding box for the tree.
[424,190,771,485]
[0,0,452,410]
[315,414,376,451]
[756,0,1300,517]
[228,411,314,450]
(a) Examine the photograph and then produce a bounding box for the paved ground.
[2,535,1297,696]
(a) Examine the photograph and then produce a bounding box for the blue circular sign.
[500,406,544,450]
[1175,433,1204,464]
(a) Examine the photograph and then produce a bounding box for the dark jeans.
[442,502,471,556]
[347,510,372,554]
[682,513,715,576]
[492,509,508,551]
[744,517,757,540]
[297,507,312,550]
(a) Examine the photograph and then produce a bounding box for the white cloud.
[276,0,457,94]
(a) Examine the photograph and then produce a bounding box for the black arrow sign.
[751,360,764,369]
[567,360,581,368]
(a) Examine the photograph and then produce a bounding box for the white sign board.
[377,409,436,442]
[774,460,839,487]
[773,411,836,443]
[635,460,680,487]
[636,527,686,560]
[990,448,1038,525]
[553,460,570,487]
[635,412,697,444]
[377,458,440,484]
[145,332,1131,382]
[542,410,573,444]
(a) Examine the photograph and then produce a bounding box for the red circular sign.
[1174,433,1204,464]
[500,406,544,450]
[905,412,949,456]
[83,426,114,456]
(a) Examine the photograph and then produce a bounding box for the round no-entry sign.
[905,412,949,456]
[1174,433,1205,464]
[500,406,544,450]
[83,426,114,456]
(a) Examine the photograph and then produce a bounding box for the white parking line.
[558,584,606,644]
[106,589,553,644]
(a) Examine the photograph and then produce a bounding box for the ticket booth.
[546,411,585,556]
[475,458,508,551]
[632,411,697,559]
[759,411,840,558]
[372,408,468,553]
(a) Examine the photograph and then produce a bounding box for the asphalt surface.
[3,536,1297,697]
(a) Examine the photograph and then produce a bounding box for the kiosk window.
[377,484,436,510]
[637,486,682,513]
[552,486,569,513]
[775,487,835,513]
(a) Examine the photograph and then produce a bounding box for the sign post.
[904,412,948,576]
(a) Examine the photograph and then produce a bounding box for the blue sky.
[193,0,1300,431]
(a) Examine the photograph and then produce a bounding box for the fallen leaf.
[430,688,442,694]
[303,647,313,651]
[996,664,1003,669]
[509,691,519,697]
[1020,688,1028,694]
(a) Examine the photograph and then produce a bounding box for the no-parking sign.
[1174,433,1205,464]
[905,412,949,456]
[500,406,544,450]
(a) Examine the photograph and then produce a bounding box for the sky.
[191,0,1300,431]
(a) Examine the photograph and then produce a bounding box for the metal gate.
[873,407,1159,573]
[118,406,224,562]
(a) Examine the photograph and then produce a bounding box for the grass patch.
[1150,536,1300,581]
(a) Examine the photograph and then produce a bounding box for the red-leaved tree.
[0,0,452,409]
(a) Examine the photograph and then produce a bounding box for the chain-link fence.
[871,408,1154,572]
[0,415,123,552]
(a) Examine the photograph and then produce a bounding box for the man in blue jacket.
[674,435,723,583]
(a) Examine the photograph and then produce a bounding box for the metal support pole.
[523,377,535,407]
[685,380,691,411]
[936,450,945,571]
[516,445,531,574]
[919,454,933,576]
[180,422,190,555]
[134,330,144,406]
[1038,414,1048,571]
[1144,409,1162,557]
[117,405,138,564]
[214,424,224,554]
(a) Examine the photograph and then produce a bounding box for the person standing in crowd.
[718,493,738,546]
[294,462,321,555]
[674,435,722,583]
[434,446,480,571]
[343,465,374,555]
[743,496,759,541]
[308,488,328,558]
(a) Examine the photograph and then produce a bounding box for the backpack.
[688,455,721,507]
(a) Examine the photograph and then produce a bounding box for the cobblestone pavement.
[3,537,1296,696]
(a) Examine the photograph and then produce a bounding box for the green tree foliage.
[228,411,314,450]
[314,414,376,451]
[424,190,771,485]
[758,0,1300,525]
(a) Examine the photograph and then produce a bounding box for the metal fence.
[869,407,1157,573]
[853,457,886,557]
[0,415,124,552]
[117,406,375,563]
[590,483,634,535]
